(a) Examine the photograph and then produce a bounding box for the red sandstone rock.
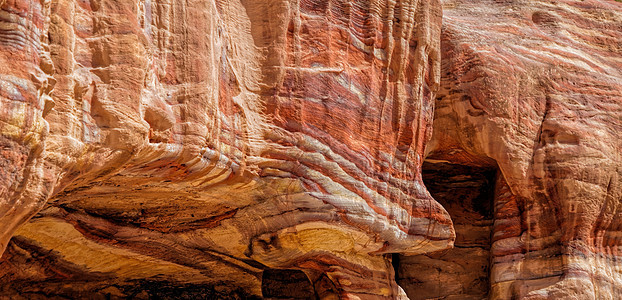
[397,0,622,299]
[1,0,621,299]
[0,0,446,298]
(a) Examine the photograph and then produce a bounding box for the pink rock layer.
[1,0,621,299]
[398,0,622,299]
[0,0,447,298]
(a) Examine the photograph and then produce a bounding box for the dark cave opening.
[395,161,498,299]
[261,269,317,299]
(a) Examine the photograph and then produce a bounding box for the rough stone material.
[1,0,621,299]
[0,0,445,298]
[397,0,622,299]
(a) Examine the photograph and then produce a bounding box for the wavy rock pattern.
[0,0,446,298]
[397,0,622,299]
[1,0,621,299]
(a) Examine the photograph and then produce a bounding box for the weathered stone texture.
[1,0,445,298]
[1,0,621,299]
[397,0,622,299]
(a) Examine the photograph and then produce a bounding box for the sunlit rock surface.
[397,0,622,299]
[1,0,621,299]
[0,0,446,298]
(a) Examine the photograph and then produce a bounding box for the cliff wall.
[0,0,621,299]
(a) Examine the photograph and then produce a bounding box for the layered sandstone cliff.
[398,0,622,299]
[0,0,621,299]
[1,0,445,298]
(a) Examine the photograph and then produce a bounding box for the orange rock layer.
[0,0,446,298]
[399,0,622,299]
[0,0,621,299]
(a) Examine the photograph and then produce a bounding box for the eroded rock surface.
[397,0,622,299]
[1,0,622,299]
[0,0,447,298]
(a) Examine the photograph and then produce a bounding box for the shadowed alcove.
[395,161,498,299]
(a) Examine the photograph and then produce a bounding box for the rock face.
[0,0,621,299]
[397,0,622,299]
[0,0,447,298]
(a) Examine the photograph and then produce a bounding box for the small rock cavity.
[395,161,497,299]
